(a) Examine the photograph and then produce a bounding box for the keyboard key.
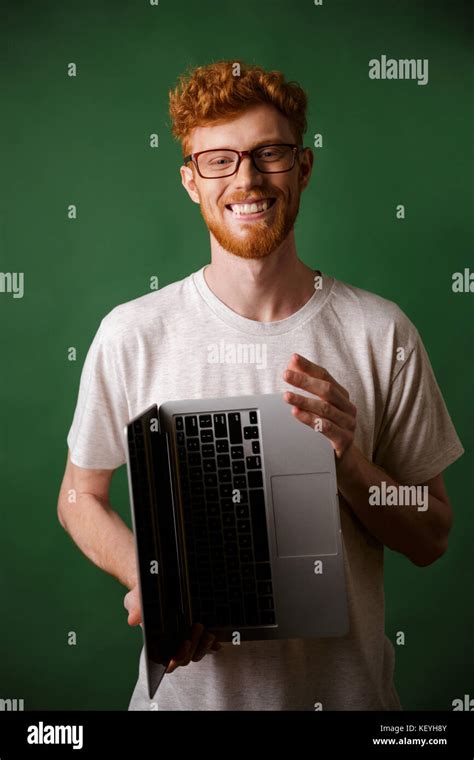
[256,563,272,580]
[203,459,216,472]
[251,441,260,454]
[243,426,259,439]
[240,548,253,563]
[208,517,221,532]
[236,504,249,519]
[188,453,201,466]
[234,475,247,489]
[249,411,258,424]
[259,596,274,611]
[205,488,219,501]
[187,438,200,451]
[248,471,263,488]
[201,430,214,443]
[220,484,233,497]
[226,556,239,571]
[232,461,245,475]
[175,416,184,431]
[216,440,229,453]
[228,412,243,444]
[190,467,203,481]
[204,474,218,487]
[199,415,212,428]
[185,416,199,436]
[257,581,273,596]
[230,601,245,625]
[202,444,215,457]
[231,446,244,459]
[246,455,261,469]
[213,414,228,438]
[218,469,232,483]
[177,431,185,446]
[217,454,231,468]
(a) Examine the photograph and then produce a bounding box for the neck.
[204,230,317,323]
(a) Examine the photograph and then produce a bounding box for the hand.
[282,353,357,464]
[124,584,143,628]
[166,622,221,673]
[124,586,221,672]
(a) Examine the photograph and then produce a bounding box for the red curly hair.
[168,60,308,157]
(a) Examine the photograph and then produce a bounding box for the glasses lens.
[197,150,239,177]
[253,145,294,172]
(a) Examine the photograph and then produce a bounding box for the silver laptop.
[125,392,348,698]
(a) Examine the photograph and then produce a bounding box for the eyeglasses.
[183,143,304,179]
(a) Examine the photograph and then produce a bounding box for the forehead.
[189,103,296,153]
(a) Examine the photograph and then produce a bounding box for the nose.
[233,153,264,189]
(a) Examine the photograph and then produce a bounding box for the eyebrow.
[204,140,291,152]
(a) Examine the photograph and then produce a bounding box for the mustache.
[223,191,281,205]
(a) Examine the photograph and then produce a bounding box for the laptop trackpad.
[271,473,337,557]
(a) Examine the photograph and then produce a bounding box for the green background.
[1,0,472,710]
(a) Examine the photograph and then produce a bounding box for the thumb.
[124,589,141,626]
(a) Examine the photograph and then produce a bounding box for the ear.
[298,148,314,191]
[180,164,201,204]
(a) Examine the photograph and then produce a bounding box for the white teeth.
[230,199,271,215]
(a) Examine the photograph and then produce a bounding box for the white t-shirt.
[67,266,464,710]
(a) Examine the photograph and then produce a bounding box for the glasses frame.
[183,143,305,178]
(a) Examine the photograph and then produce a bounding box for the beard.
[198,187,301,260]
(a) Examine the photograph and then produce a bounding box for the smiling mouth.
[225,197,277,218]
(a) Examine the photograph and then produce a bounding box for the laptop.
[125,393,348,699]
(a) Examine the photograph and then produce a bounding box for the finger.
[124,593,141,626]
[179,623,204,665]
[166,640,191,673]
[288,353,351,400]
[290,406,349,452]
[191,633,217,662]
[283,391,356,432]
[283,367,356,417]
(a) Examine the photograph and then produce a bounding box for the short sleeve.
[67,318,129,469]
[373,332,464,484]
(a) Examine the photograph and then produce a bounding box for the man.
[58,61,464,710]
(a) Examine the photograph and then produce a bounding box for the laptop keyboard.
[175,409,276,629]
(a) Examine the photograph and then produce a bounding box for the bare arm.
[282,352,454,567]
[336,451,452,566]
[57,450,137,591]
[57,449,221,667]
